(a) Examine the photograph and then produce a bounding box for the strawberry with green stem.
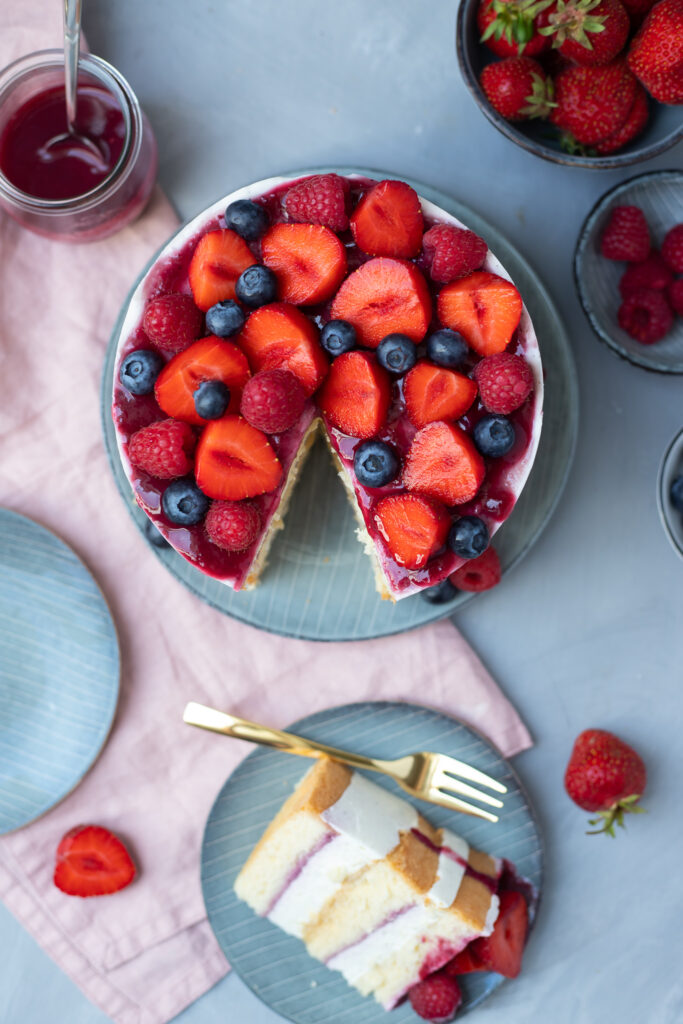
[564,729,647,837]
[538,0,630,65]
[480,56,556,121]
[478,0,554,56]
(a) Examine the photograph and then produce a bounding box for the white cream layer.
[321,772,419,855]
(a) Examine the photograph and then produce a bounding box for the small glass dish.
[0,50,157,242]
[574,170,683,373]
[657,426,683,559]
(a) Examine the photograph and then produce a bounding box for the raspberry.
[128,419,196,479]
[240,369,307,434]
[667,278,683,317]
[617,288,674,344]
[143,293,203,353]
[600,206,650,262]
[408,972,462,1022]
[619,251,673,296]
[205,501,261,552]
[661,224,683,274]
[283,174,349,232]
[473,352,534,414]
[422,224,487,284]
[450,546,501,592]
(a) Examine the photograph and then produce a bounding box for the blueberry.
[321,319,356,357]
[206,300,245,337]
[448,516,489,560]
[224,199,269,240]
[421,579,458,604]
[353,440,400,488]
[670,475,683,512]
[143,517,170,549]
[119,349,163,395]
[235,265,278,308]
[376,333,417,375]
[473,415,515,457]
[194,380,231,420]
[161,478,209,526]
[426,329,469,368]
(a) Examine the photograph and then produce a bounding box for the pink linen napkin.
[0,4,532,1022]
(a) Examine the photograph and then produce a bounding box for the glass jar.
[0,50,158,242]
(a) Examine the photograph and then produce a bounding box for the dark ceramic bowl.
[657,426,683,558]
[455,0,683,169]
[574,170,683,372]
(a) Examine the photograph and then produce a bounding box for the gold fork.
[183,702,507,823]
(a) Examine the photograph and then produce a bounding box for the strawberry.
[600,205,650,261]
[564,728,647,835]
[317,351,391,438]
[404,422,485,506]
[661,224,683,273]
[550,61,638,145]
[205,500,261,552]
[155,336,250,425]
[668,277,683,316]
[470,891,528,977]
[330,258,432,348]
[240,369,307,434]
[408,972,462,1022]
[450,546,502,591]
[628,0,683,104]
[478,0,553,57]
[237,303,328,395]
[437,272,523,356]
[404,363,478,429]
[620,0,658,21]
[593,84,649,154]
[195,415,283,500]
[619,250,673,295]
[261,223,347,305]
[617,287,674,343]
[350,180,424,259]
[374,494,451,570]
[473,352,534,414]
[54,825,136,897]
[538,0,630,66]
[188,229,256,311]
[422,224,488,284]
[283,173,349,232]
[128,419,197,479]
[142,293,203,354]
[479,56,556,121]
[443,945,487,976]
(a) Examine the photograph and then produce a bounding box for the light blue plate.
[102,168,579,641]
[0,509,120,834]
[201,701,543,1023]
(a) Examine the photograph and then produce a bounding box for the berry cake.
[111,173,543,600]
[234,759,532,1013]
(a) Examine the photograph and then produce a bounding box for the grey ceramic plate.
[574,170,683,373]
[657,426,683,558]
[101,168,579,641]
[0,509,120,834]
[200,701,543,1024]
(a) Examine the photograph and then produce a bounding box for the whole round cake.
[111,172,543,601]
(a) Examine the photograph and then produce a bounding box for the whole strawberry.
[551,61,637,144]
[564,729,647,836]
[594,84,650,154]
[538,0,630,66]
[480,56,556,121]
[478,0,553,56]
[627,0,683,104]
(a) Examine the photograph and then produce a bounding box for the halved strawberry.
[195,415,283,500]
[155,336,250,425]
[54,825,136,898]
[350,180,424,259]
[374,493,450,569]
[188,229,256,311]
[261,224,347,305]
[330,258,432,348]
[403,363,478,429]
[437,272,522,356]
[470,890,528,978]
[237,303,328,395]
[443,945,487,976]
[317,350,391,439]
[403,421,485,506]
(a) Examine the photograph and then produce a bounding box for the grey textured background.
[2,1,682,1023]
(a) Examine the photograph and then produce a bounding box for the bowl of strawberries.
[456,0,683,167]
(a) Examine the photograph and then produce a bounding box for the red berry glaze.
[564,728,646,835]
[188,229,256,311]
[240,369,307,434]
[661,224,683,274]
[438,272,523,356]
[473,351,534,414]
[618,287,674,344]
[317,351,391,439]
[350,180,424,259]
[408,972,462,1022]
[600,205,650,262]
[404,421,485,506]
[422,224,488,283]
[374,494,450,571]
[450,546,502,591]
[142,293,203,354]
[195,415,283,500]
[54,825,136,898]
[283,173,349,232]
[331,257,432,348]
[205,500,261,552]
[128,419,197,479]
[261,223,347,305]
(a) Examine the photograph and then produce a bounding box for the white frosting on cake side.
[321,772,419,855]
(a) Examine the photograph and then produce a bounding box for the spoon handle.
[63,0,82,133]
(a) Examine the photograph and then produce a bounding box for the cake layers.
[234,759,500,1009]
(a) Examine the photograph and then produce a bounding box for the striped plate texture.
[201,701,543,1023]
[102,168,579,641]
[0,509,120,834]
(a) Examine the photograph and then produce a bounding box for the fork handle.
[183,702,384,774]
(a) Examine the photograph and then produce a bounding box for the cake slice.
[234,759,501,1010]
